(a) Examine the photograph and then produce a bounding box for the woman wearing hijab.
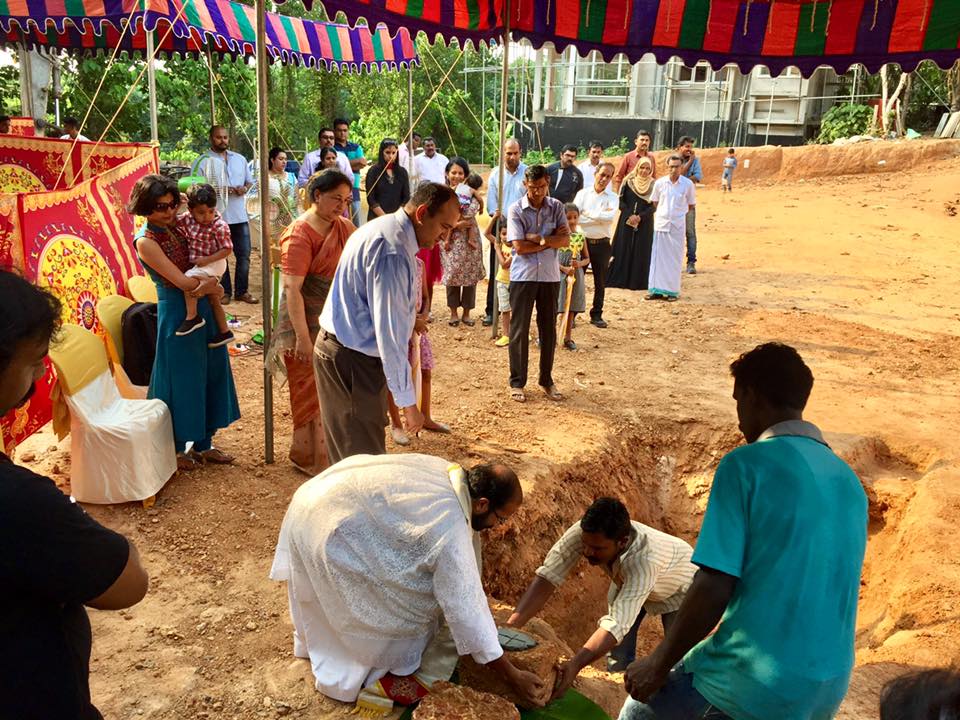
[364,138,410,224]
[607,156,656,292]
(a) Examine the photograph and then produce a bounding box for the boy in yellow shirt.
[485,217,512,347]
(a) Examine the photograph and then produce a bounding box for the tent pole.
[492,0,511,340]
[146,31,159,144]
[255,0,274,464]
[408,65,414,176]
[207,48,217,127]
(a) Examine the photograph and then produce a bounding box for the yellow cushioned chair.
[127,274,158,303]
[48,324,176,505]
[96,294,133,365]
[95,294,147,400]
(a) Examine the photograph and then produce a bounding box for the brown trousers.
[313,333,387,465]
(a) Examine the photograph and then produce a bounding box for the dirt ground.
[15,139,960,719]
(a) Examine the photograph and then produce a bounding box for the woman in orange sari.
[266,170,355,474]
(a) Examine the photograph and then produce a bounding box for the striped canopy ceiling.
[288,0,960,76]
[0,0,419,71]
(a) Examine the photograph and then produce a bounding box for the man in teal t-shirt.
[618,342,868,720]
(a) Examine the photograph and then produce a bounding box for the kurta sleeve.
[434,527,503,665]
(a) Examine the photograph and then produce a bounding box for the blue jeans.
[222,222,251,297]
[351,199,362,227]
[685,207,697,265]
[608,610,676,671]
[618,664,732,720]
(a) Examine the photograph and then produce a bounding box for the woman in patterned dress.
[439,157,484,327]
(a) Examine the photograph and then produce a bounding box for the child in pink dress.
[387,257,449,444]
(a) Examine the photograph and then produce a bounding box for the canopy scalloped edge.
[0,10,419,73]
[301,0,960,79]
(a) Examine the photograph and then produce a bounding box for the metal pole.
[146,31,159,144]
[481,44,486,165]
[255,0,274,463]
[765,79,775,145]
[407,65,414,177]
[491,0,511,340]
[207,48,217,127]
[700,73,709,147]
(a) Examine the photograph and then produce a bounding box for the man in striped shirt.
[506,498,695,700]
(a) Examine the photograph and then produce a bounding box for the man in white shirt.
[507,497,695,699]
[298,127,353,187]
[573,162,618,328]
[270,455,544,708]
[191,126,256,304]
[484,138,526,326]
[577,141,604,190]
[59,117,89,142]
[648,154,696,300]
[397,131,421,184]
[414,137,449,186]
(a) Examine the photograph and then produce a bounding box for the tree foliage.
[817,103,874,143]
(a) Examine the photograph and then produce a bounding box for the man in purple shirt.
[506,165,570,403]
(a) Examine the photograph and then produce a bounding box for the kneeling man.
[507,498,696,699]
[270,453,543,707]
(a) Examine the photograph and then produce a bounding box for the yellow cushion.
[48,325,110,396]
[96,294,134,364]
[127,274,158,303]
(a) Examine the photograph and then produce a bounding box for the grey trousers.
[685,206,697,264]
[313,332,387,464]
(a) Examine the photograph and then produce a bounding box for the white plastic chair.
[49,324,176,504]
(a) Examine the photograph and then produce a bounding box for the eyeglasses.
[153,201,178,211]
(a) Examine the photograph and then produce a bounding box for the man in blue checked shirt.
[506,165,570,404]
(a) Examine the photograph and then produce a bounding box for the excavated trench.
[474,416,947,717]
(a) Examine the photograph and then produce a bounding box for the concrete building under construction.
[523,47,849,151]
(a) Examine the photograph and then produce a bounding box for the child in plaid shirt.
[174,184,234,346]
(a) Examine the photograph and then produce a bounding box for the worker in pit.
[506,497,696,699]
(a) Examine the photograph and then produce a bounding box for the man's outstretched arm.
[624,567,737,701]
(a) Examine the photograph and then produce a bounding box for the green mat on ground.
[396,689,609,720]
[521,689,610,720]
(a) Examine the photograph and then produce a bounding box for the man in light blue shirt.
[619,342,868,720]
[506,165,569,404]
[316,183,461,463]
[298,127,354,187]
[483,138,526,326]
[677,136,703,276]
[192,126,256,303]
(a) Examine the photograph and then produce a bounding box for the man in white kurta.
[270,453,537,704]
[648,155,696,299]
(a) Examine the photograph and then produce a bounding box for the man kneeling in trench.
[619,343,868,720]
[270,453,544,712]
[506,497,697,699]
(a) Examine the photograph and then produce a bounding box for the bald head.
[467,463,523,530]
[503,139,521,171]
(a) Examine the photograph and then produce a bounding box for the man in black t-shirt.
[0,270,149,720]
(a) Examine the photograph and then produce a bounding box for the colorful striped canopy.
[0,0,419,72]
[293,0,960,76]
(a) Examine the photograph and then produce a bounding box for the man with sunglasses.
[506,497,695,701]
[270,456,544,708]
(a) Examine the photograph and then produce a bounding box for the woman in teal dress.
[127,174,240,468]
